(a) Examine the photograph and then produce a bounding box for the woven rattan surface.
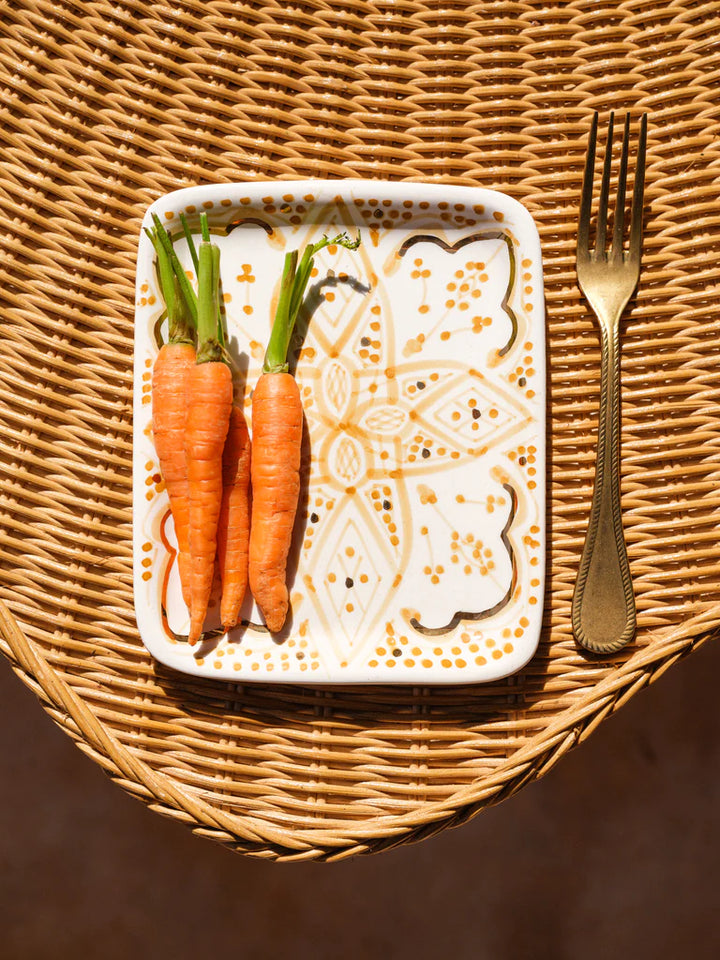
[1,0,720,861]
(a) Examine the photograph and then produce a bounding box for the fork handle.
[572,323,636,653]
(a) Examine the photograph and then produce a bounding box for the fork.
[571,111,648,654]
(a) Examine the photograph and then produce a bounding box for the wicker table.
[1,0,719,861]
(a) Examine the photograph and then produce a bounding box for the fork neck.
[590,284,635,332]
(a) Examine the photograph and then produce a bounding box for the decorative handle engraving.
[572,322,636,653]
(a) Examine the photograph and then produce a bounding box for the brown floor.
[1,639,718,960]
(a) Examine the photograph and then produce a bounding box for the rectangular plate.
[133,180,545,684]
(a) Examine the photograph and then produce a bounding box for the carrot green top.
[263,232,361,374]
[193,213,225,364]
[147,217,359,367]
[145,214,197,345]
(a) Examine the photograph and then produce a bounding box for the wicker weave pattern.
[1,0,719,860]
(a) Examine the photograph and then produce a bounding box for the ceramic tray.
[133,180,545,683]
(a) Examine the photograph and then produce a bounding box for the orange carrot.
[186,363,232,641]
[152,342,195,606]
[218,405,251,630]
[146,216,198,611]
[249,372,303,632]
[249,231,360,632]
[186,215,233,643]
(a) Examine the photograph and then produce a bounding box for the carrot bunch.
[148,216,360,640]
[148,214,251,643]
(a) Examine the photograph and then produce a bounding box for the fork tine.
[596,112,614,255]
[577,111,598,260]
[612,113,631,259]
[629,113,648,263]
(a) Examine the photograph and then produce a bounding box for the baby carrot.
[249,371,303,632]
[249,231,361,632]
[146,216,198,611]
[181,216,252,631]
[217,405,251,630]
[186,215,233,644]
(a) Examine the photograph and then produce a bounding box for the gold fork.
[571,111,648,654]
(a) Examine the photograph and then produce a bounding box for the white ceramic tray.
[133,180,545,684]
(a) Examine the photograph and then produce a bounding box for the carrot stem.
[197,243,215,344]
[263,231,360,374]
[146,228,178,318]
[180,213,199,275]
[145,224,195,344]
[264,250,298,373]
[195,214,225,364]
[288,246,314,324]
[187,213,225,351]
[213,244,225,350]
[150,213,199,329]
